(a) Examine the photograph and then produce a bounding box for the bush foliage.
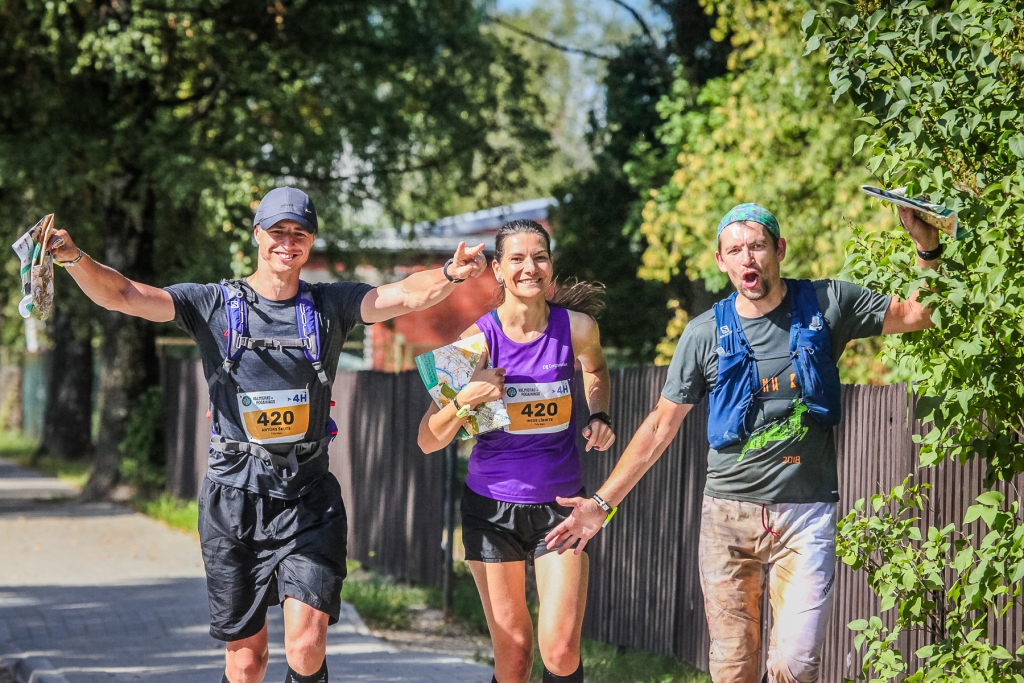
[806,0,1024,679]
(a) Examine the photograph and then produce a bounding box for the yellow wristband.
[453,396,475,419]
[602,507,619,528]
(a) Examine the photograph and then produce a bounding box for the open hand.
[457,348,505,407]
[544,495,607,555]
[449,242,488,280]
[582,419,615,452]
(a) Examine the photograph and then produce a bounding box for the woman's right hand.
[457,348,505,407]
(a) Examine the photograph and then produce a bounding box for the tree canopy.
[0,0,550,494]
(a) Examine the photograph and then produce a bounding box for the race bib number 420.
[237,388,310,444]
[503,380,572,434]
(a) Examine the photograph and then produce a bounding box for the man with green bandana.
[545,202,942,683]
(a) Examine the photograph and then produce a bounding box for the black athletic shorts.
[198,473,348,641]
[461,484,587,562]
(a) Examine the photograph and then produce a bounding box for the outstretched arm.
[544,397,692,554]
[361,242,487,324]
[881,206,941,334]
[47,229,175,322]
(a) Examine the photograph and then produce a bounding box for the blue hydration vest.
[707,279,841,450]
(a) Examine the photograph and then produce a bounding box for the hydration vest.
[207,279,336,480]
[216,279,330,386]
[706,279,841,451]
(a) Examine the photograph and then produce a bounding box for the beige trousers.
[698,496,837,683]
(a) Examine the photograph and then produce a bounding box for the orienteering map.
[415,333,510,440]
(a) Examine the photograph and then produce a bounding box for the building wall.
[301,257,500,371]
[370,263,499,371]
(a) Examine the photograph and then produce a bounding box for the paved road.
[0,458,492,682]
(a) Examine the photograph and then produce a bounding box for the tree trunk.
[35,289,94,462]
[81,176,159,501]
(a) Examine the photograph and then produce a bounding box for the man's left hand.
[897,206,940,253]
[448,242,488,281]
[544,495,607,555]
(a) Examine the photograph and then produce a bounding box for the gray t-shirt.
[166,280,373,499]
[661,279,891,504]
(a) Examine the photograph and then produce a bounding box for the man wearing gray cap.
[47,186,487,683]
[543,202,941,683]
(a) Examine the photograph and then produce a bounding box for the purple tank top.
[467,305,583,504]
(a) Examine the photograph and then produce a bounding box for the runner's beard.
[737,273,774,302]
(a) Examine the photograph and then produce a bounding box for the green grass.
[342,567,432,630]
[0,431,91,488]
[138,494,199,535]
[575,639,711,683]
[424,561,491,634]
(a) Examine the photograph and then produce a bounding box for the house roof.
[328,197,557,254]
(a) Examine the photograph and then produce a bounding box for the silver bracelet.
[57,248,84,267]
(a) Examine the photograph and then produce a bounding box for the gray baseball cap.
[253,186,318,233]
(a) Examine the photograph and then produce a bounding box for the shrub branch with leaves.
[838,480,1024,682]
[804,0,1024,679]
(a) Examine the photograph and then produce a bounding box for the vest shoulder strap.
[712,291,748,355]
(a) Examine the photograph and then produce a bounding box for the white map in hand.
[415,333,510,440]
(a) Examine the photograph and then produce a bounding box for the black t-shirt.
[661,279,891,504]
[165,280,372,499]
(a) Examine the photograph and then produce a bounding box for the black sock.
[542,659,583,682]
[285,659,327,683]
[222,674,230,683]
[491,678,499,683]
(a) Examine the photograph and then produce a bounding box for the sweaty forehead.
[719,221,771,248]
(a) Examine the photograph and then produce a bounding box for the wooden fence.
[162,359,1023,677]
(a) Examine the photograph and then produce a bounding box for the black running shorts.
[461,484,587,562]
[198,474,348,641]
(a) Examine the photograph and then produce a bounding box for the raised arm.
[881,206,941,334]
[544,397,693,554]
[570,311,615,452]
[361,242,487,324]
[47,229,175,322]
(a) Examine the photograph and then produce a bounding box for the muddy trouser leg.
[763,502,837,683]
[699,496,773,683]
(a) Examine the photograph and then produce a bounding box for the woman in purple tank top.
[418,220,616,683]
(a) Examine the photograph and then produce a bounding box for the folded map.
[415,333,511,440]
[861,185,967,240]
[11,214,55,320]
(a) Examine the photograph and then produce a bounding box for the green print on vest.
[738,401,809,461]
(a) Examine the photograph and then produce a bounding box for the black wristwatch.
[588,412,612,429]
[443,258,465,283]
[916,243,943,261]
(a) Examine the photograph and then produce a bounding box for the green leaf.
[849,619,869,630]
[976,491,1005,506]
[801,10,818,31]
[854,134,868,156]
[1008,135,1024,159]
